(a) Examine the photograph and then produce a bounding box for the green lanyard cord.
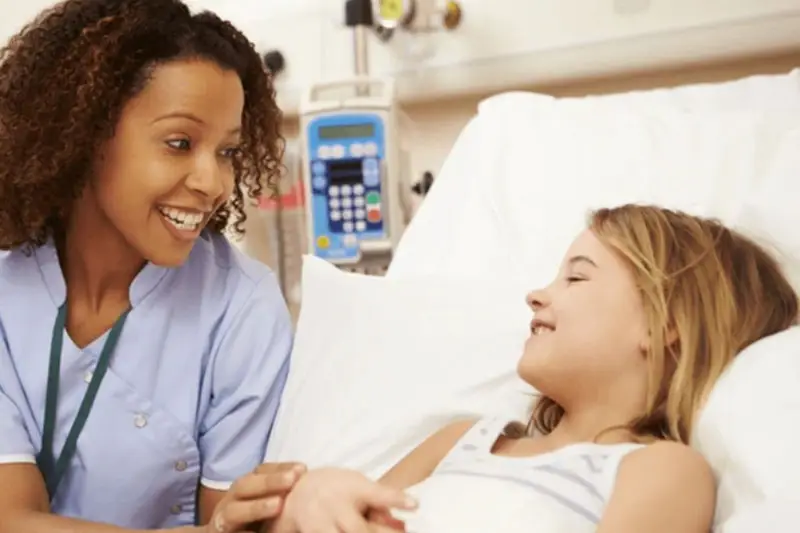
[36,303,130,501]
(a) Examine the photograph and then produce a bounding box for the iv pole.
[345,0,373,89]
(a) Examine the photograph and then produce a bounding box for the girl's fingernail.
[282,472,296,483]
[404,495,418,508]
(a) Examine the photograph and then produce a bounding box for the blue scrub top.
[0,233,293,528]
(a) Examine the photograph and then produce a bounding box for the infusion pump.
[299,78,406,269]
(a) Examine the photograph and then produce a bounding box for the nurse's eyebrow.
[152,112,241,134]
[568,255,598,268]
[152,111,205,124]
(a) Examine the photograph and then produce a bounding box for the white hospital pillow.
[732,124,800,292]
[692,327,800,529]
[387,112,514,283]
[493,108,800,290]
[264,256,533,479]
[391,104,799,292]
[389,69,800,283]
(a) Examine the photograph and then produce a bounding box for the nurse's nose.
[187,152,226,201]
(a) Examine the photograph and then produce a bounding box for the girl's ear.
[639,326,678,356]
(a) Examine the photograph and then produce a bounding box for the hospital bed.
[265,68,800,532]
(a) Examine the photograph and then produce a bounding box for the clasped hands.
[208,463,418,533]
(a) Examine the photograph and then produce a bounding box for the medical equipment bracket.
[367,0,463,40]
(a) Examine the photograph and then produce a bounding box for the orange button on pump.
[366,208,382,223]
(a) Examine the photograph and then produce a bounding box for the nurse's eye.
[566,276,586,284]
[165,138,191,151]
[220,146,241,159]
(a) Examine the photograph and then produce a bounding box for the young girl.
[262,204,798,533]
[0,1,305,531]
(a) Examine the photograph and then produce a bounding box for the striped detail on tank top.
[428,417,643,525]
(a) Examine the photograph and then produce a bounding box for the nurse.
[0,1,303,531]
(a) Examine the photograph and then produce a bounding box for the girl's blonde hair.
[512,204,798,444]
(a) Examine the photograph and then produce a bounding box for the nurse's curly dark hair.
[0,0,283,250]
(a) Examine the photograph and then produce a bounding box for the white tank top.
[394,417,644,533]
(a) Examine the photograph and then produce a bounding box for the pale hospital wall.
[236,51,800,271]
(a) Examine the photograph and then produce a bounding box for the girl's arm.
[378,419,476,489]
[596,441,716,533]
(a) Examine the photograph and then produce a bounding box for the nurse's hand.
[208,462,307,533]
[271,467,416,533]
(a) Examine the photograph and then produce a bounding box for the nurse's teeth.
[159,207,204,230]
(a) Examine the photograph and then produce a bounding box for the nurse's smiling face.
[91,59,245,267]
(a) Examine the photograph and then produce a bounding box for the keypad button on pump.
[312,161,326,175]
[356,221,366,232]
[350,144,364,157]
[363,158,379,173]
[329,186,339,196]
[329,198,340,209]
[330,211,341,221]
[316,236,330,249]
[366,192,381,205]
[364,142,378,156]
[353,184,365,195]
[343,210,353,220]
[355,209,365,220]
[332,145,345,158]
[341,185,352,196]
[367,209,382,223]
[343,222,354,233]
[354,197,365,207]
[363,173,380,187]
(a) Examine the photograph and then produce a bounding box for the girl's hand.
[367,509,407,532]
[274,467,416,533]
